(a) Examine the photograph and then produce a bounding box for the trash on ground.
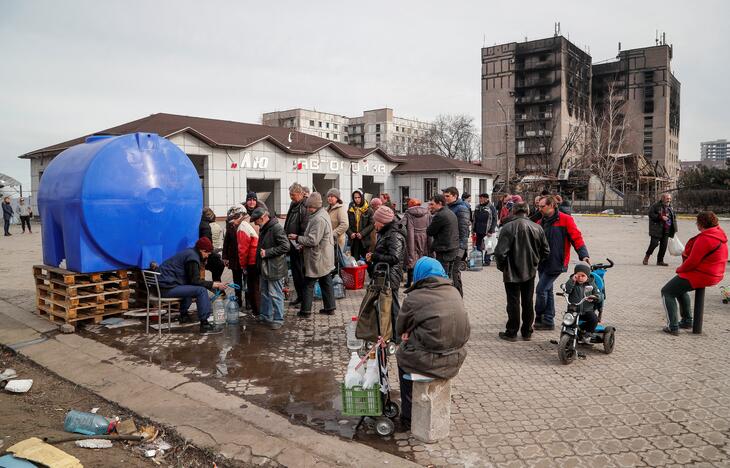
[5,379,33,393]
[7,437,82,468]
[0,454,38,468]
[75,439,113,449]
[144,449,157,458]
[116,418,137,435]
[135,425,159,442]
[104,319,142,329]
[600,209,615,214]
[64,410,116,436]
[0,368,18,382]
[99,317,124,326]
[90,407,99,414]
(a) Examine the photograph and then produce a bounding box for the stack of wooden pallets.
[34,265,131,328]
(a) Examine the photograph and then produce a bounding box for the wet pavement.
[80,288,408,459]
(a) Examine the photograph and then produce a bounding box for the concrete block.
[59,323,75,334]
[411,378,452,443]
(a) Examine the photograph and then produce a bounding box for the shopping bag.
[668,236,684,257]
[355,284,393,342]
[485,235,497,255]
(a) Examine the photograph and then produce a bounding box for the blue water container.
[38,133,202,273]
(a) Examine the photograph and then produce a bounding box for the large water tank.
[38,133,202,273]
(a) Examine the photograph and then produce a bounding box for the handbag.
[355,282,393,342]
[668,236,685,257]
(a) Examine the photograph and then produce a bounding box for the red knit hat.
[373,206,395,224]
[195,237,214,252]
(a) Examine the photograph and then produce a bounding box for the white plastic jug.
[346,316,364,351]
[344,352,363,388]
[362,354,379,389]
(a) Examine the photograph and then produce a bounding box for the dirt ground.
[0,349,246,468]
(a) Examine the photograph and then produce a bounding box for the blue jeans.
[535,270,561,326]
[162,285,211,322]
[260,278,285,323]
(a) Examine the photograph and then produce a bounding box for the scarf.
[349,201,370,232]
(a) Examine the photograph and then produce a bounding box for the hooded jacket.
[327,201,349,248]
[402,205,432,270]
[494,214,550,283]
[447,198,471,250]
[676,225,728,289]
[346,191,374,248]
[648,200,677,239]
[396,258,470,380]
[564,274,604,315]
[472,202,494,236]
[236,219,259,268]
[538,210,589,275]
[256,217,290,280]
[368,221,406,287]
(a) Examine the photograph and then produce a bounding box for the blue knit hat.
[413,257,448,284]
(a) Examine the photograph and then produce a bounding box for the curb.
[0,299,419,468]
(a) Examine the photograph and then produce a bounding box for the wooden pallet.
[34,264,131,326]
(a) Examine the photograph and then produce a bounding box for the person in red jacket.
[234,211,260,316]
[661,211,728,335]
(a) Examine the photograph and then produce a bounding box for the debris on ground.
[5,379,33,393]
[116,418,138,435]
[7,437,82,468]
[0,454,38,467]
[75,439,113,449]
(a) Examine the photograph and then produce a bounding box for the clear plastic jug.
[346,316,364,351]
[225,294,240,324]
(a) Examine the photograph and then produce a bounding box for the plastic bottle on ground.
[213,299,225,325]
[346,316,364,351]
[64,410,114,436]
[225,294,240,325]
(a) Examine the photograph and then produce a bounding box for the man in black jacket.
[284,183,309,305]
[473,193,497,266]
[442,187,471,296]
[251,208,290,329]
[494,202,550,341]
[427,194,460,286]
[644,193,677,267]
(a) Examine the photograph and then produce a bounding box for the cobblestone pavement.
[3,216,730,467]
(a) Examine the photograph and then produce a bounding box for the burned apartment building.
[482,35,681,185]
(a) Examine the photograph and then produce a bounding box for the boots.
[642,255,649,265]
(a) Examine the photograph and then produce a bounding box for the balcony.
[515,77,557,88]
[515,58,556,72]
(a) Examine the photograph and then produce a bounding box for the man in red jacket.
[534,195,591,329]
[661,211,728,335]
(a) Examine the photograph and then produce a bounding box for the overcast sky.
[1,0,728,189]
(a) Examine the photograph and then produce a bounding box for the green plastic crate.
[340,383,382,416]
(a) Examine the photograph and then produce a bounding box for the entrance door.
[399,186,410,212]
[245,178,280,217]
[361,175,383,203]
[312,173,338,196]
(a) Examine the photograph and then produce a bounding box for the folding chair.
[141,270,178,335]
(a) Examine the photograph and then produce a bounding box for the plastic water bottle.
[213,299,225,325]
[64,410,114,436]
[225,294,240,325]
[346,316,364,351]
[333,275,346,299]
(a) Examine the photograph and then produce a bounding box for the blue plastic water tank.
[38,133,203,273]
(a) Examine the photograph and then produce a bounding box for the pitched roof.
[20,113,397,161]
[391,154,493,175]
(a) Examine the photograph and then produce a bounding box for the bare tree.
[413,114,478,161]
[582,82,628,207]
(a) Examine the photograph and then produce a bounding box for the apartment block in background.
[262,108,433,156]
[481,36,592,180]
[701,139,729,162]
[592,43,680,180]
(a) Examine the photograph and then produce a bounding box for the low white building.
[20,113,493,217]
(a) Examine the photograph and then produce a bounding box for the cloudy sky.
[1,0,728,189]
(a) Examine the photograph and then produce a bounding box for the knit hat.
[373,206,395,224]
[407,198,422,208]
[326,188,341,200]
[413,257,448,283]
[574,261,591,276]
[370,198,383,209]
[195,237,214,253]
[305,192,323,209]
[227,206,244,220]
[245,191,257,202]
[250,207,268,221]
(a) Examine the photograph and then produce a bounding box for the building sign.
[291,156,386,173]
[230,152,270,170]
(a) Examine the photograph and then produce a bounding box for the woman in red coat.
[661,211,728,335]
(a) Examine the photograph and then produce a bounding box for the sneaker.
[297,310,312,317]
[178,314,192,324]
[199,321,221,334]
[266,321,283,330]
[534,323,555,331]
[643,255,649,265]
[657,262,669,267]
[679,321,693,329]
[521,334,532,341]
[319,308,336,315]
[498,332,517,342]
[662,326,679,336]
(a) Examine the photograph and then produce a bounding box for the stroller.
[340,263,400,436]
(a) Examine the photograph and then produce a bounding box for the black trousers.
[289,250,306,301]
[504,277,535,337]
[301,274,336,314]
[20,216,31,232]
[475,233,492,265]
[206,252,224,282]
[435,251,462,296]
[398,366,412,426]
[3,218,9,235]
[580,311,599,334]
[646,234,669,263]
[230,268,243,307]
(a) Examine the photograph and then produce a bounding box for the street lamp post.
[496,99,510,192]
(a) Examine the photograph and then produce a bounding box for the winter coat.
[256,217,290,280]
[396,276,470,380]
[648,201,677,239]
[565,275,604,315]
[222,222,241,270]
[210,222,224,251]
[18,203,32,217]
[2,202,13,220]
[284,198,309,236]
[472,203,494,236]
[538,211,589,275]
[368,221,406,287]
[402,206,431,270]
[447,199,471,250]
[298,207,335,278]
[676,225,728,289]
[494,215,550,283]
[236,220,259,268]
[158,248,212,290]
[245,200,274,218]
[327,202,349,248]
[346,202,374,249]
[199,218,212,243]
[426,207,459,258]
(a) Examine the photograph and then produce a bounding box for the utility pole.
[497,100,510,192]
